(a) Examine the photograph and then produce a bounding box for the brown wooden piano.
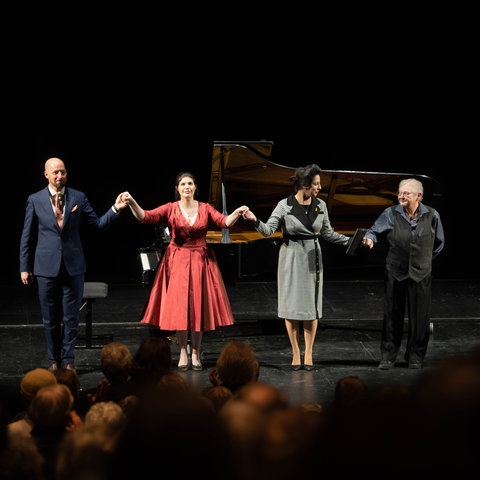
[205,140,442,283]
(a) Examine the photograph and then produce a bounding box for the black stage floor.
[1,274,479,418]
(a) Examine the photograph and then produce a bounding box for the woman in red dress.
[122,172,249,372]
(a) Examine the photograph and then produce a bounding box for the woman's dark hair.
[174,171,198,200]
[290,164,322,192]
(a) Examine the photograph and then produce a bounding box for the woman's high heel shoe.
[191,354,203,371]
[291,354,302,371]
[177,356,190,372]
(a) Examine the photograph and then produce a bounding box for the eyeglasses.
[397,191,418,197]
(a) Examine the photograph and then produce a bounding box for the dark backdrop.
[3,10,475,288]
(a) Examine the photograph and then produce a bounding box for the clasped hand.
[235,205,250,217]
[242,209,256,222]
[114,192,130,211]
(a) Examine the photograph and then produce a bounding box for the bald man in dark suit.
[20,157,128,372]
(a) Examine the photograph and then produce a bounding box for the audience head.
[20,367,57,404]
[130,336,172,390]
[0,432,45,479]
[55,366,80,392]
[55,428,113,480]
[201,385,234,412]
[100,341,132,383]
[214,341,260,393]
[111,389,233,478]
[117,394,141,420]
[331,375,369,411]
[83,401,127,452]
[28,383,74,429]
[219,398,266,479]
[234,381,290,414]
[157,371,189,393]
[54,365,91,417]
[413,355,480,414]
[260,406,324,480]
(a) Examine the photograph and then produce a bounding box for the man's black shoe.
[378,360,395,370]
[408,361,423,369]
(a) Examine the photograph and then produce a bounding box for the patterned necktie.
[54,193,63,228]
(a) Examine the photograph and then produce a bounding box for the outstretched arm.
[226,205,250,227]
[121,192,145,221]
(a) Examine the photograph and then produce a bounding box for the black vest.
[386,206,436,282]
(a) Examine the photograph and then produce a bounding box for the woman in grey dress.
[243,164,350,370]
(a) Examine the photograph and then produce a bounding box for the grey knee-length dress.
[254,194,350,321]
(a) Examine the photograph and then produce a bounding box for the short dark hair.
[290,164,322,192]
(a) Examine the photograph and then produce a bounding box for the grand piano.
[206,140,442,283]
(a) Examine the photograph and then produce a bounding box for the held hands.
[242,209,257,222]
[119,191,138,208]
[119,191,145,221]
[226,205,249,227]
[120,191,132,205]
[114,192,129,211]
[235,205,250,217]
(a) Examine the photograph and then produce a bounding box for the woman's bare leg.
[191,331,203,367]
[303,319,318,366]
[176,330,189,367]
[285,319,301,365]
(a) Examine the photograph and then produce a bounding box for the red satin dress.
[138,201,235,332]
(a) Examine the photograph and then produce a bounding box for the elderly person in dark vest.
[363,178,445,370]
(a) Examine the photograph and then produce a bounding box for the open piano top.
[202,140,442,281]
[207,139,441,241]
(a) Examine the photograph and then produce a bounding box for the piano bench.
[77,282,113,349]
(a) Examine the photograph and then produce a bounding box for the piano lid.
[208,140,442,241]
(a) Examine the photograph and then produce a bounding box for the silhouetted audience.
[109,387,236,479]
[4,341,480,479]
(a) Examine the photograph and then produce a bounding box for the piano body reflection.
[205,140,442,283]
